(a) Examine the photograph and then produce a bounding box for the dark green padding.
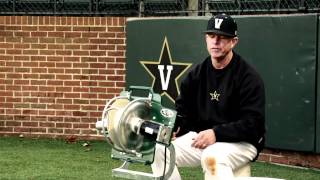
[126,15,318,152]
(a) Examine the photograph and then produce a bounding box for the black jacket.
[175,52,265,157]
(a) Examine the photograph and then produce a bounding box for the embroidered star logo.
[140,37,192,102]
[210,90,220,101]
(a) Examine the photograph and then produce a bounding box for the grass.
[0,137,319,180]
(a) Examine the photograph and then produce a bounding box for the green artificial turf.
[0,137,319,180]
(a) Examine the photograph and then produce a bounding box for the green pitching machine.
[96,86,177,180]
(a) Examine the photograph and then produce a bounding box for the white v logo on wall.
[158,65,173,91]
[215,18,223,29]
[140,37,192,102]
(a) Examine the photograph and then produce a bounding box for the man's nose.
[212,37,220,44]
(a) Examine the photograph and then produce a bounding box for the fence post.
[187,0,199,16]
[236,0,241,15]
[139,0,144,17]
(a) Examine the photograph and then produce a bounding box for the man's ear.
[232,37,239,47]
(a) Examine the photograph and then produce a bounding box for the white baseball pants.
[151,131,257,180]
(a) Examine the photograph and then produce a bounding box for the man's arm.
[213,75,265,146]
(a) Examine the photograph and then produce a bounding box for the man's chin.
[211,54,224,59]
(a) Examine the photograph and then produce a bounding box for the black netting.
[14,0,55,14]
[55,0,93,15]
[0,0,319,16]
[305,0,320,12]
[206,0,319,15]
[240,0,280,13]
[279,0,300,11]
[97,0,139,16]
[0,1,13,13]
[207,0,239,14]
[143,0,188,16]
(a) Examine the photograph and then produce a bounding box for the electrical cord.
[161,145,167,180]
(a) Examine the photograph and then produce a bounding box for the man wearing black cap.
[152,14,265,179]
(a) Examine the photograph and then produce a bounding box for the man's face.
[205,33,238,60]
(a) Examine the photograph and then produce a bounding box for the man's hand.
[172,127,180,141]
[191,129,216,149]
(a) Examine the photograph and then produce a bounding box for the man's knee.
[201,149,236,179]
[201,143,233,169]
[201,147,229,177]
[200,142,253,178]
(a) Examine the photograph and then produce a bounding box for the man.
[152,14,265,179]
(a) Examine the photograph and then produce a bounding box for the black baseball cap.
[204,14,237,37]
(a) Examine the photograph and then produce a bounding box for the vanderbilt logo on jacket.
[140,37,192,102]
[210,90,220,102]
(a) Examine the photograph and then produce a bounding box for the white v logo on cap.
[215,18,223,29]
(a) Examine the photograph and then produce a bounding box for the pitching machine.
[96,86,177,180]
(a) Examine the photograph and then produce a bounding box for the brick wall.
[259,148,320,169]
[0,16,126,139]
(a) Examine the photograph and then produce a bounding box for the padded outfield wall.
[126,14,320,154]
